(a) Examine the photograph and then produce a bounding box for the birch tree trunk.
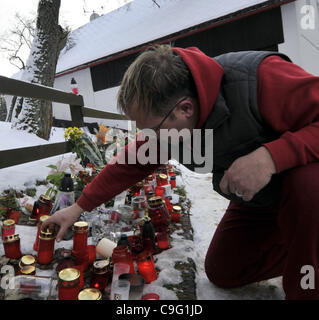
[11,0,64,140]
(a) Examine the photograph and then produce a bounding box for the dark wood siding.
[90,6,283,92]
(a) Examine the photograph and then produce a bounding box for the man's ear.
[178,99,195,118]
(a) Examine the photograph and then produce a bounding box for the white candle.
[96,238,117,258]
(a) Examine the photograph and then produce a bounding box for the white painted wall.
[279,0,319,75]
[53,0,319,127]
[52,69,128,129]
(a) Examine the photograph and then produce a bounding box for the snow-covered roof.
[56,0,288,74]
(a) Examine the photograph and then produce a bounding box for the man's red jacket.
[77,48,319,212]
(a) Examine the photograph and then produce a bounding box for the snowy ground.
[0,121,285,299]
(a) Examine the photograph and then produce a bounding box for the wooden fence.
[0,75,127,169]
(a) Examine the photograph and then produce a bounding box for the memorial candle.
[3,234,22,259]
[58,268,81,300]
[37,229,55,265]
[136,252,157,284]
[1,219,15,239]
[33,215,50,251]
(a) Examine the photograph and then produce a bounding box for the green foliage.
[25,188,37,197]
[0,189,21,211]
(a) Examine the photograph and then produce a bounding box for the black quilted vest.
[181,50,292,207]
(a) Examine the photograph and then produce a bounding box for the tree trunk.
[11,0,63,140]
[0,95,7,121]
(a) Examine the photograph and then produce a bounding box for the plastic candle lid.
[20,255,36,266]
[20,265,36,275]
[58,268,80,282]
[3,219,15,226]
[73,221,88,232]
[78,288,102,300]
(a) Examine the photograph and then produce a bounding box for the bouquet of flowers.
[64,126,104,167]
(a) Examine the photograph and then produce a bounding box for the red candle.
[156,174,168,187]
[58,268,81,300]
[33,215,50,251]
[171,205,182,223]
[72,221,89,270]
[36,194,52,222]
[143,183,154,195]
[7,210,20,224]
[164,197,173,214]
[90,259,111,291]
[73,264,85,290]
[137,252,157,284]
[169,176,176,189]
[72,221,88,252]
[168,169,175,177]
[3,234,22,259]
[155,186,165,198]
[87,245,96,265]
[147,196,170,232]
[1,219,15,239]
[157,232,169,250]
[37,229,55,265]
[112,245,135,274]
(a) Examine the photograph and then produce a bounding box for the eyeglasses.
[151,96,188,133]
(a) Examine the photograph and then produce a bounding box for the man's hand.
[41,203,84,242]
[219,146,277,201]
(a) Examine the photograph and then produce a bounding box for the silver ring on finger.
[235,190,244,197]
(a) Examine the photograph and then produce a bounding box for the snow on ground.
[0,122,71,193]
[174,161,285,300]
[0,121,285,299]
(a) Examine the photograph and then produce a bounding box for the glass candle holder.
[128,235,144,258]
[132,196,146,219]
[136,252,157,284]
[157,232,170,250]
[119,273,145,300]
[141,218,156,255]
[130,182,143,197]
[78,288,102,300]
[110,279,130,300]
[37,229,55,265]
[171,205,182,223]
[73,264,85,290]
[87,245,96,265]
[37,194,52,222]
[72,221,88,253]
[155,186,165,198]
[169,176,176,189]
[168,169,175,177]
[112,245,135,274]
[1,219,15,239]
[112,262,130,283]
[90,259,111,291]
[33,215,50,251]
[3,234,22,259]
[19,266,37,295]
[143,183,154,195]
[164,197,173,214]
[156,174,168,186]
[146,174,155,184]
[72,221,89,270]
[147,196,170,232]
[58,268,81,300]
